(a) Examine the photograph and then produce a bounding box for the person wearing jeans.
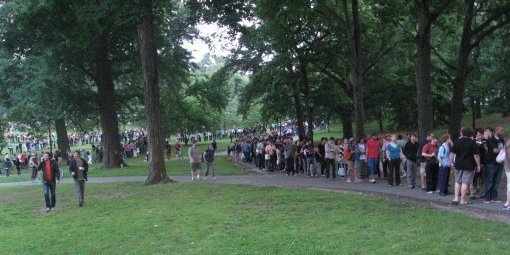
[69,151,89,207]
[203,144,216,180]
[483,127,505,203]
[437,134,452,196]
[403,134,419,188]
[366,134,381,184]
[36,153,61,212]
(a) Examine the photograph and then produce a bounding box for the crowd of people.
[226,126,509,209]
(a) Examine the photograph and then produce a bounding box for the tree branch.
[472,3,510,36]
[471,17,510,50]
[431,46,457,71]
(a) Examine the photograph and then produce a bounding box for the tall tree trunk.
[415,8,435,141]
[292,80,306,140]
[343,0,365,139]
[94,35,122,168]
[377,109,384,133]
[55,118,70,154]
[138,0,172,184]
[340,106,354,139]
[298,58,314,141]
[449,0,475,140]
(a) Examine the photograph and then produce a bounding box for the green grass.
[0,182,508,254]
[0,156,252,183]
[88,156,253,178]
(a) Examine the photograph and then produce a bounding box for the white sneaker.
[212,177,217,180]
[204,177,207,181]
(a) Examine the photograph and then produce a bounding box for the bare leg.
[460,183,469,204]
[453,183,461,202]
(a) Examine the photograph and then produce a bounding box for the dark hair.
[397,134,403,140]
[484,127,494,133]
[462,128,474,138]
[475,128,484,135]
[74,150,81,155]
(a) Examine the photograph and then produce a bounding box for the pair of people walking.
[36,151,89,212]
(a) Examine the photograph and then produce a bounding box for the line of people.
[227,126,509,209]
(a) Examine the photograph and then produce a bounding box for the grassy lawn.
[0,182,508,254]
[0,156,252,183]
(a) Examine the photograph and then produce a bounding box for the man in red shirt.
[366,134,381,183]
[422,135,439,193]
[37,153,61,212]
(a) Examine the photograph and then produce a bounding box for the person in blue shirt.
[437,133,452,196]
[385,134,403,187]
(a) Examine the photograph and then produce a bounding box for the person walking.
[203,144,216,180]
[36,153,61,212]
[450,128,481,205]
[69,151,89,207]
[437,133,453,196]
[188,141,202,181]
[4,155,12,177]
[403,134,419,189]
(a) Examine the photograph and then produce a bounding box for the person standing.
[165,141,172,160]
[29,153,38,181]
[188,141,201,181]
[318,138,327,176]
[502,138,510,210]
[324,137,336,180]
[69,151,89,207]
[36,153,61,212]
[284,137,297,177]
[366,134,380,183]
[437,133,452,196]
[422,134,439,193]
[386,134,403,187]
[483,126,505,203]
[203,144,216,180]
[403,134,419,189]
[450,128,480,205]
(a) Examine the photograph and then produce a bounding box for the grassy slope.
[0,183,508,254]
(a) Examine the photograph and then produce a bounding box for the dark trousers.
[325,158,336,179]
[319,157,325,175]
[426,161,439,192]
[388,159,401,186]
[42,181,56,208]
[285,158,295,175]
[258,154,264,169]
[31,166,37,180]
[381,160,388,179]
[483,163,503,200]
[438,166,450,194]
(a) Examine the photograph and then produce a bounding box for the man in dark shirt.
[69,151,89,207]
[403,134,419,188]
[450,128,480,205]
[482,127,505,203]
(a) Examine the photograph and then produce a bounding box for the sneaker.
[427,191,434,194]
[491,200,502,203]
[483,199,491,204]
[286,174,289,177]
[354,179,362,183]
[346,180,352,183]
[503,206,510,211]
[191,177,195,181]
[204,177,207,181]
[212,177,217,180]
[45,207,51,212]
[388,185,393,187]
[407,185,414,189]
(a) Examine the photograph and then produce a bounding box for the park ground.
[0,114,509,254]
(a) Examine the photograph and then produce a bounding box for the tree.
[137,0,172,184]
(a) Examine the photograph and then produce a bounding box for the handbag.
[496,149,506,163]
[338,163,345,176]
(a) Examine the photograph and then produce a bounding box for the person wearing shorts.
[188,141,201,181]
[450,128,480,205]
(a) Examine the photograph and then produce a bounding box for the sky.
[181,23,237,63]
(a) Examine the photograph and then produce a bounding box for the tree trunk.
[55,118,70,154]
[414,8,435,141]
[343,0,365,139]
[299,59,314,141]
[377,109,384,133]
[340,105,354,139]
[471,98,476,129]
[137,0,172,184]
[292,84,306,140]
[449,0,475,140]
[94,35,122,168]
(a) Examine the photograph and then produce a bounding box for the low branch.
[431,46,457,71]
